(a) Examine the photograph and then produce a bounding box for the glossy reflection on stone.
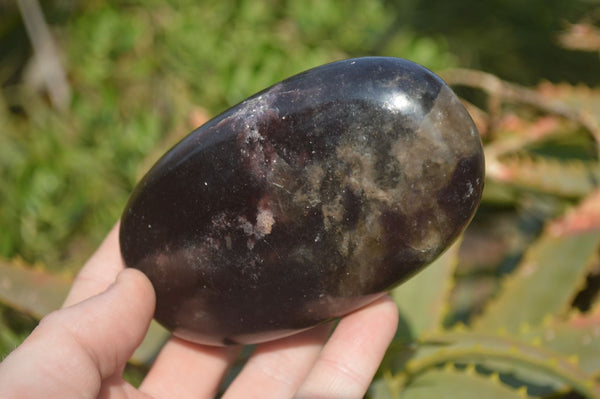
[119,57,485,346]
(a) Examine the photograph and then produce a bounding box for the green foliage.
[368,75,600,398]
[392,240,460,340]
[2,1,600,397]
[0,0,455,362]
[372,366,529,399]
[472,229,600,333]
[0,259,71,319]
[0,0,455,273]
[372,221,600,397]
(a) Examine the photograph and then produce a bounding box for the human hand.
[0,224,398,398]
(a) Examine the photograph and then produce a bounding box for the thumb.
[0,268,155,398]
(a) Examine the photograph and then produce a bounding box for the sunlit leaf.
[472,228,600,333]
[391,240,460,340]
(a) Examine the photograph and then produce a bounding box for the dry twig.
[17,0,71,111]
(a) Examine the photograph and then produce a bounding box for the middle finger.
[139,336,240,399]
[222,324,332,399]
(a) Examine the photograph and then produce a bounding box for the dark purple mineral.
[119,57,484,346]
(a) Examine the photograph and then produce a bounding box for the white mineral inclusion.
[255,207,275,236]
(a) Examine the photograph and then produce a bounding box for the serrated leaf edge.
[402,330,600,398]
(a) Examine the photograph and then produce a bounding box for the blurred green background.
[1,0,600,392]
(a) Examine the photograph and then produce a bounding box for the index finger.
[62,223,126,307]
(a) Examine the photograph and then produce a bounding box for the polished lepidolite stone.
[119,57,484,346]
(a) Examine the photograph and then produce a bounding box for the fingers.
[294,295,399,399]
[220,296,398,399]
[222,324,332,399]
[63,223,125,307]
[55,223,397,399]
[0,268,155,398]
[139,337,240,399]
[44,268,155,378]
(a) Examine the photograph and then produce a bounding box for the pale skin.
[0,224,399,398]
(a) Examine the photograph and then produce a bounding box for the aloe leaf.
[0,259,71,318]
[472,228,600,333]
[518,305,600,376]
[487,155,600,198]
[368,379,397,399]
[481,178,521,205]
[549,188,600,235]
[370,365,531,399]
[0,258,168,366]
[391,240,461,340]
[404,330,600,398]
[397,367,529,399]
[131,320,169,366]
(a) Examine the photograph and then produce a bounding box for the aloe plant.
[371,223,600,397]
[368,74,600,398]
[2,75,599,398]
[2,3,600,396]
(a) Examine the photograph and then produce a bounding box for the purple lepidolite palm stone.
[119,57,484,346]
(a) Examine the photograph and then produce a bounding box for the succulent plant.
[368,70,600,399]
[1,63,599,398]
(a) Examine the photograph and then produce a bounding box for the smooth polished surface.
[120,57,485,346]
